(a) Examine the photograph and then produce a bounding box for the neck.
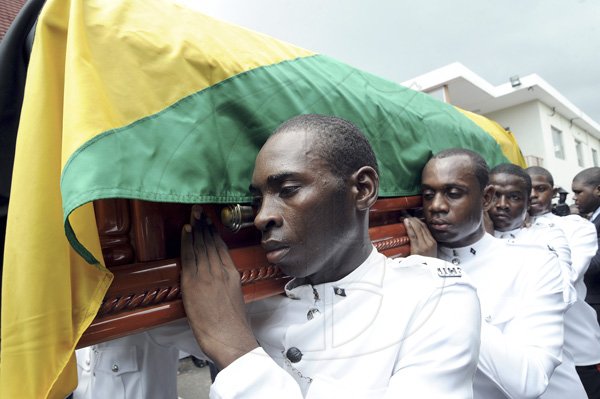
[533,209,551,217]
[307,226,373,286]
[442,224,486,249]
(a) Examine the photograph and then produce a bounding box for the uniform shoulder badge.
[437,265,463,278]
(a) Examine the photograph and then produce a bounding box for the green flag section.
[62,54,510,208]
[61,53,512,262]
[1,0,524,397]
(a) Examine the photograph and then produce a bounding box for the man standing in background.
[526,166,600,398]
[571,167,600,319]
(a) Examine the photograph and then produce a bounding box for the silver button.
[111,364,119,372]
[451,257,460,265]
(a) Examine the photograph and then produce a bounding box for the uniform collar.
[533,211,554,221]
[284,246,381,301]
[494,227,521,239]
[438,233,496,265]
[531,213,557,228]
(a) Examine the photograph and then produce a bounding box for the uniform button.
[286,347,303,363]
[111,364,119,372]
[85,359,90,366]
[451,257,460,265]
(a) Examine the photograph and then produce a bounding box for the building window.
[552,126,564,159]
[593,148,599,167]
[575,140,584,167]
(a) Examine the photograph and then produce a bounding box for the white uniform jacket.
[211,248,481,398]
[494,222,576,305]
[439,234,568,399]
[494,225,586,398]
[74,319,204,399]
[535,212,600,366]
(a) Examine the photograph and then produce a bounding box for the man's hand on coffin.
[403,217,438,257]
[180,205,259,370]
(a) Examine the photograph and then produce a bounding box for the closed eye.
[447,189,464,199]
[280,185,300,198]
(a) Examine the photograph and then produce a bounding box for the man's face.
[488,172,529,232]
[421,155,487,248]
[250,130,357,281]
[572,179,600,215]
[528,173,554,216]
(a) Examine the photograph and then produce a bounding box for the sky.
[185,0,600,123]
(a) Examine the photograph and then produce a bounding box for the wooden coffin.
[78,195,422,348]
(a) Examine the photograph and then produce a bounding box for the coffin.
[78,195,422,347]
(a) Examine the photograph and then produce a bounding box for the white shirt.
[534,212,600,365]
[438,233,574,399]
[75,248,481,399]
[212,248,481,398]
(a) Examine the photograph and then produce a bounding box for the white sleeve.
[562,216,598,278]
[383,281,481,399]
[544,226,577,304]
[477,253,565,398]
[146,318,207,359]
[209,348,304,399]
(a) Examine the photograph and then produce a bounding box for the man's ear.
[482,184,495,210]
[552,187,559,198]
[352,166,379,211]
[593,184,600,198]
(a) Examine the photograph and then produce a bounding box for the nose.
[253,196,283,232]
[530,189,537,199]
[496,195,509,210]
[429,193,449,213]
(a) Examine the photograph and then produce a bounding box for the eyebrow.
[422,183,468,190]
[249,172,297,193]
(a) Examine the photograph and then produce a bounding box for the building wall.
[488,101,600,195]
[486,100,547,163]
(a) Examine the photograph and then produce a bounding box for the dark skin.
[572,178,600,215]
[181,129,379,370]
[404,155,494,255]
[487,172,529,232]
[528,173,556,217]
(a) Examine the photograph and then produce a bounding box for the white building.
[402,63,600,193]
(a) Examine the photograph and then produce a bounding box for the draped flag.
[0,0,525,397]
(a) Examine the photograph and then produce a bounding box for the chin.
[431,230,454,244]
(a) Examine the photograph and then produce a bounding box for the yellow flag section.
[456,107,527,167]
[0,0,312,397]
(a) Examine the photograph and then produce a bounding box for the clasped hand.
[180,205,259,370]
